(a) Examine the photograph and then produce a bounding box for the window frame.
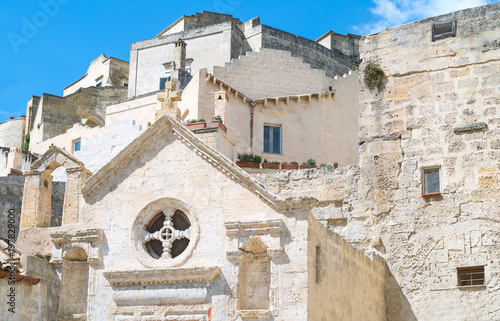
[457,266,485,288]
[263,124,282,155]
[432,21,457,41]
[422,166,441,197]
[72,138,81,153]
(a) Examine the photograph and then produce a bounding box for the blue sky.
[0,0,496,121]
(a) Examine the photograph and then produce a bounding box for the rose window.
[142,208,191,259]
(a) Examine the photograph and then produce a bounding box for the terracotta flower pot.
[212,120,227,133]
[300,164,317,169]
[236,161,261,168]
[262,163,280,169]
[281,164,299,170]
[186,122,207,130]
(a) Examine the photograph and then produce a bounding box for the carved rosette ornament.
[132,198,199,268]
[142,209,191,259]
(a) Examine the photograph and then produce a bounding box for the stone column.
[62,168,91,225]
[20,171,52,228]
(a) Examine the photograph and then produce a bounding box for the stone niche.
[224,219,283,320]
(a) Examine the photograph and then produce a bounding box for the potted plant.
[300,158,317,169]
[262,160,281,169]
[236,153,262,168]
[186,119,207,130]
[212,115,227,133]
[281,161,299,170]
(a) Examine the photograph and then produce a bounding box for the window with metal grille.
[457,266,485,287]
[432,21,456,41]
[264,125,281,154]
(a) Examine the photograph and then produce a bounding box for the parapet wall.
[308,220,386,321]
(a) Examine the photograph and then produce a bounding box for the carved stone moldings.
[103,266,221,287]
[50,229,102,265]
[225,219,283,259]
[104,267,221,307]
[238,309,270,320]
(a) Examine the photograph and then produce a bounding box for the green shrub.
[306,158,316,166]
[364,62,385,90]
[252,155,262,163]
[237,153,252,162]
[212,115,223,122]
[290,160,298,165]
[271,160,281,164]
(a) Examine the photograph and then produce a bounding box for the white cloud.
[354,0,494,34]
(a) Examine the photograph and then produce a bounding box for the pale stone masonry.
[0,5,499,321]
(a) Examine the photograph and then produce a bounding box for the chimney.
[174,39,187,71]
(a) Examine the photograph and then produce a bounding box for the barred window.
[457,266,485,287]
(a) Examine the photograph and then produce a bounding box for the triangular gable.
[30,145,88,174]
[82,115,318,211]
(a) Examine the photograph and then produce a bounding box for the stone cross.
[142,209,190,259]
[156,80,182,120]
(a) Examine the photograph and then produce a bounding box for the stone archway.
[20,145,92,228]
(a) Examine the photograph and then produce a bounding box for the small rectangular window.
[432,21,456,41]
[264,125,281,154]
[96,82,102,87]
[457,266,484,287]
[423,167,440,196]
[73,139,81,152]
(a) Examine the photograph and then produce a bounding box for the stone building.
[0,4,499,321]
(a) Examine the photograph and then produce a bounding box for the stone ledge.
[103,266,221,286]
[238,309,270,319]
[453,122,488,133]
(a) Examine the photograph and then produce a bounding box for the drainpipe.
[250,102,256,153]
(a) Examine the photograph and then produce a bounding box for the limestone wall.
[0,256,59,321]
[63,55,129,96]
[128,22,236,98]
[308,220,386,321]
[0,117,25,149]
[256,3,500,320]
[28,87,128,145]
[244,24,356,78]
[213,48,334,100]
[356,3,500,320]
[0,175,24,241]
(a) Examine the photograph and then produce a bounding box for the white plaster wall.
[105,94,159,130]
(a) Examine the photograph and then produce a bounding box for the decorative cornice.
[224,219,282,236]
[50,229,103,265]
[205,72,335,107]
[103,266,221,286]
